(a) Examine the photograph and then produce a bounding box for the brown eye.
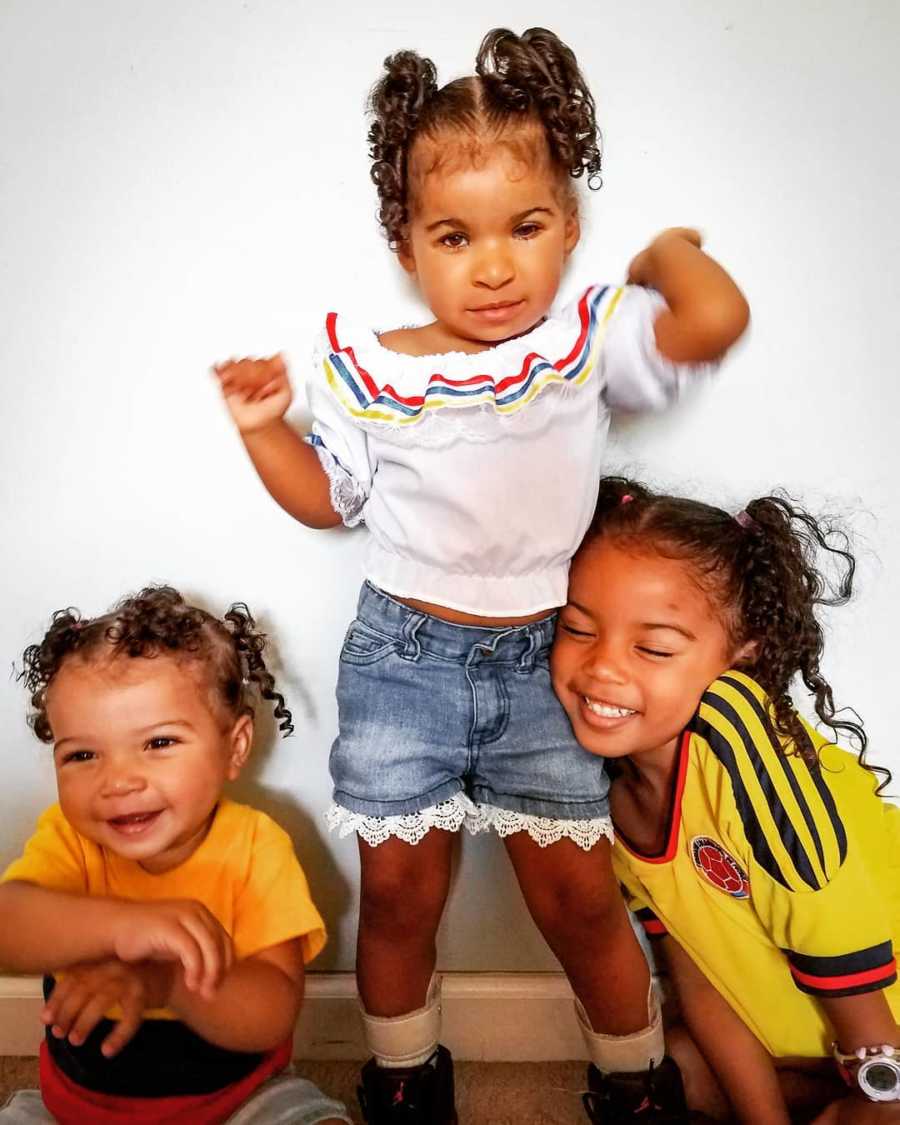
[439,232,468,249]
[62,749,94,764]
[147,737,177,751]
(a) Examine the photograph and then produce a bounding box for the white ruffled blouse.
[305,283,705,616]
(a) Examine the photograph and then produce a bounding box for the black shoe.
[358,1045,457,1124]
[583,1056,706,1123]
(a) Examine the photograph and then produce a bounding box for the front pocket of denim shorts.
[339,621,398,666]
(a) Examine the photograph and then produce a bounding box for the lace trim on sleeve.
[305,435,366,527]
[325,793,614,852]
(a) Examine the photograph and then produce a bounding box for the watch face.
[866,1064,898,1092]
[860,1058,900,1101]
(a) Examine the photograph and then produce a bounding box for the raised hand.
[627,227,703,287]
[111,899,233,999]
[213,353,293,434]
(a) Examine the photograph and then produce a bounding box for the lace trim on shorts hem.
[325,793,614,851]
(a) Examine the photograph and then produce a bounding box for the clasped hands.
[41,897,232,1058]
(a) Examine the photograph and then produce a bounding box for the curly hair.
[583,478,889,791]
[368,27,602,248]
[20,585,293,742]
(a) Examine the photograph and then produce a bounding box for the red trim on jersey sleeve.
[39,1037,292,1125]
[787,943,897,999]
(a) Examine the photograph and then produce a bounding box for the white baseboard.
[0,973,587,1061]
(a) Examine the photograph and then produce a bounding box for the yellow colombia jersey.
[612,671,900,1058]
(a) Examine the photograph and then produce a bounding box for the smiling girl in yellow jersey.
[552,478,900,1125]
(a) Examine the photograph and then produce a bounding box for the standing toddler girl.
[215,27,749,1123]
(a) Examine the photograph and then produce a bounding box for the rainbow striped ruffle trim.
[321,284,623,426]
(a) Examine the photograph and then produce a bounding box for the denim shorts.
[328,584,611,839]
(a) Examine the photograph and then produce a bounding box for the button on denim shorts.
[329,583,610,824]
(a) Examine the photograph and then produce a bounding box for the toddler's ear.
[226,714,254,780]
[397,237,417,276]
[733,638,759,667]
[564,208,580,257]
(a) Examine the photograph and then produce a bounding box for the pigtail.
[21,610,91,742]
[736,496,888,789]
[475,27,602,186]
[368,50,439,248]
[224,603,294,736]
[591,476,653,527]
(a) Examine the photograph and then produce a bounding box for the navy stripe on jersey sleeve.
[691,708,794,889]
[634,906,668,941]
[720,674,846,869]
[692,674,847,892]
[787,943,897,998]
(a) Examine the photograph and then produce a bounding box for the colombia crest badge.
[690,836,750,899]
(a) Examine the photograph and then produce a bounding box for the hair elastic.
[621,494,634,505]
[734,510,757,530]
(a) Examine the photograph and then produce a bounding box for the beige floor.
[0,1056,591,1123]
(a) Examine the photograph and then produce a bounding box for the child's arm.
[812,993,900,1122]
[214,355,341,529]
[43,940,304,1055]
[820,992,900,1054]
[163,937,304,1051]
[627,228,750,363]
[662,936,791,1125]
[0,881,231,997]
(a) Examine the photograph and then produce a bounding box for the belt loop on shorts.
[399,614,426,662]
[516,629,539,673]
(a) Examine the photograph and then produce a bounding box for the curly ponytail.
[368,50,439,251]
[584,478,887,790]
[368,27,602,247]
[21,585,293,743]
[475,28,602,186]
[223,602,293,736]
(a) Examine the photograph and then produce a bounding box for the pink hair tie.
[734,510,757,530]
[621,494,634,505]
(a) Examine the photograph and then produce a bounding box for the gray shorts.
[0,1072,352,1124]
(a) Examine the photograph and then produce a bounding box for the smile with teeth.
[583,697,636,719]
[107,810,163,835]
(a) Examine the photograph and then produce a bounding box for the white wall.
[1,0,898,973]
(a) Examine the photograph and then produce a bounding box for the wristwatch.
[833,1043,900,1102]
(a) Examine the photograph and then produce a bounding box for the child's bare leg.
[666,1024,731,1121]
[668,1025,844,1123]
[504,833,650,1033]
[356,829,455,1016]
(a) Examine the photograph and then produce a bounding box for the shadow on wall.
[233,778,352,972]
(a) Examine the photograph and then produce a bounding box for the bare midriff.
[394,594,554,628]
